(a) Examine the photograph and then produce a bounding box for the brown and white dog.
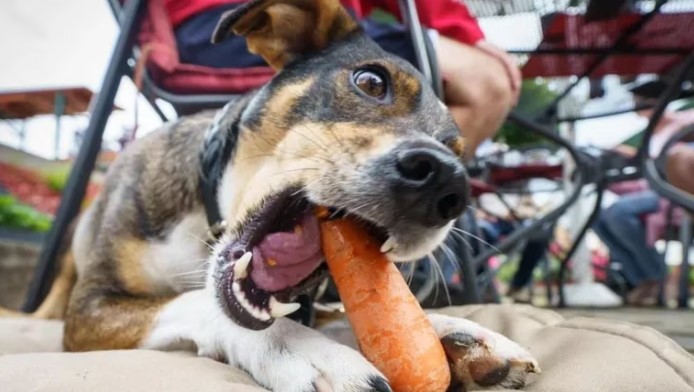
[5,0,539,390]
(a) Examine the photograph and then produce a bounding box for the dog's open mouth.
[218,187,388,330]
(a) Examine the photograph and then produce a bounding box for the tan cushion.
[1,304,693,392]
[0,318,63,354]
[0,350,266,392]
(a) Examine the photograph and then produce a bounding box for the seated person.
[593,103,694,305]
[667,143,694,195]
[593,182,665,305]
[164,0,521,157]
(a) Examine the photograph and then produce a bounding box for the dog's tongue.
[251,213,323,292]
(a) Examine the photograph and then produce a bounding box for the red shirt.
[164,0,484,45]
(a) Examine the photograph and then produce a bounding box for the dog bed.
[1,304,693,392]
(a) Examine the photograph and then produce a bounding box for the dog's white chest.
[144,210,211,294]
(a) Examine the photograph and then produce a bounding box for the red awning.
[522,12,694,78]
[0,87,121,119]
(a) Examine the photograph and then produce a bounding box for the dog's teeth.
[233,252,252,279]
[260,309,271,321]
[269,296,300,318]
[232,280,272,321]
[252,306,271,321]
[380,236,395,253]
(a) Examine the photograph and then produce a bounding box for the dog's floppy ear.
[211,0,358,69]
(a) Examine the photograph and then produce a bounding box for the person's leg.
[600,191,666,285]
[174,4,266,68]
[509,235,551,290]
[592,217,643,287]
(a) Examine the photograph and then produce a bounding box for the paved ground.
[556,307,694,352]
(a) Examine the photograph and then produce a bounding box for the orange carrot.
[319,217,450,392]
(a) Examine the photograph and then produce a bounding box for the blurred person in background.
[165,0,521,157]
[593,96,694,305]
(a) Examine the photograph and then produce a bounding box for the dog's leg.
[63,284,173,351]
[141,289,389,392]
[428,314,540,391]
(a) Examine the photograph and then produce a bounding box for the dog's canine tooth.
[380,236,396,253]
[233,252,252,279]
[269,296,301,318]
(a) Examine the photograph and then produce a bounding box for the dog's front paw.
[429,314,540,391]
[246,319,391,392]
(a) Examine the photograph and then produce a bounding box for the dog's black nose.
[390,143,468,227]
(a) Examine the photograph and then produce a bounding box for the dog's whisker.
[425,253,438,303]
[267,167,321,178]
[430,252,452,306]
[290,180,319,197]
[180,282,206,289]
[257,116,334,160]
[344,202,376,217]
[171,270,209,278]
[405,260,417,287]
[292,127,331,151]
[426,253,440,305]
[449,230,476,254]
[324,123,349,151]
[439,242,461,276]
[183,230,215,251]
[244,123,335,165]
[262,115,333,151]
[439,243,463,298]
[177,280,206,285]
[239,149,333,165]
[451,227,500,254]
[174,270,208,277]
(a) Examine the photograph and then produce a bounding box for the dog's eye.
[352,69,388,100]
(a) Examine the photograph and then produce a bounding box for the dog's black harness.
[198,102,316,327]
[199,101,241,239]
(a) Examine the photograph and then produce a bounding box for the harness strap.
[199,102,239,238]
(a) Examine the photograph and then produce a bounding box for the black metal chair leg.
[678,215,692,308]
[22,0,147,312]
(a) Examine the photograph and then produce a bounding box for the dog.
[7,0,540,390]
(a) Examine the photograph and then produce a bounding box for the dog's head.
[209,0,470,329]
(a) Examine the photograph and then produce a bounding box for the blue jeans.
[592,190,666,287]
[175,4,419,69]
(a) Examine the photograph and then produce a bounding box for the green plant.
[495,257,518,283]
[495,79,560,147]
[42,167,70,193]
[370,9,398,24]
[0,194,52,232]
[676,97,694,112]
